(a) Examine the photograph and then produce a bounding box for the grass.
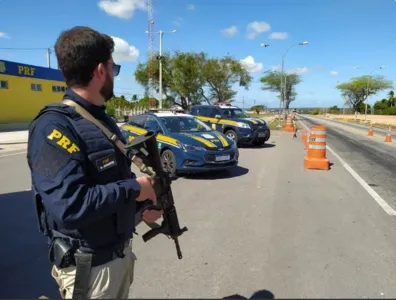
[268,118,286,130]
[248,113,274,118]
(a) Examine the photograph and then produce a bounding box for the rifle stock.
[125,132,188,259]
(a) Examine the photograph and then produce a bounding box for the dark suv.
[189,104,270,146]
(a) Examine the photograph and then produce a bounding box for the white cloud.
[187,4,195,10]
[246,21,271,39]
[287,67,309,75]
[269,32,288,40]
[330,71,339,76]
[111,36,139,62]
[98,0,146,19]
[173,16,183,26]
[0,32,10,39]
[240,56,263,73]
[221,26,238,37]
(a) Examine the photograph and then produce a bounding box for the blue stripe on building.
[0,59,65,82]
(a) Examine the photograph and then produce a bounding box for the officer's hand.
[142,209,163,223]
[136,176,157,204]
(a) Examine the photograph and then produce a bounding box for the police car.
[119,110,239,176]
[189,103,270,146]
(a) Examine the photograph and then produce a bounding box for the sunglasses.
[108,62,121,76]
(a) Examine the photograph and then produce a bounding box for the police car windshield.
[220,108,250,118]
[159,116,212,133]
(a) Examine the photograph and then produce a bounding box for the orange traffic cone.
[304,125,330,170]
[385,127,392,142]
[301,129,307,142]
[368,126,373,137]
[283,115,295,132]
[304,130,310,150]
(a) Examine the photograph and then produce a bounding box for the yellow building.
[0,59,66,124]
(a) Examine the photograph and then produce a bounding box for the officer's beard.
[100,72,114,102]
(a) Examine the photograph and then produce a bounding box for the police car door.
[207,107,223,132]
[196,106,213,128]
[143,116,161,134]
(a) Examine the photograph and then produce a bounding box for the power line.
[0,47,50,51]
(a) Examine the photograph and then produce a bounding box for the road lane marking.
[299,117,396,216]
[0,151,27,158]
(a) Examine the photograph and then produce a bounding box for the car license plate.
[258,132,266,137]
[216,154,230,161]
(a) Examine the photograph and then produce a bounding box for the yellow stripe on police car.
[186,134,217,148]
[123,125,180,147]
[216,134,229,147]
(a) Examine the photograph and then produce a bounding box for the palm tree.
[388,91,395,107]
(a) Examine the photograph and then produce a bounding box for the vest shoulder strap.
[62,99,126,153]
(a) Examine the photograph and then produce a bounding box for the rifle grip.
[142,227,162,242]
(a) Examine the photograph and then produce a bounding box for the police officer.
[292,115,298,138]
[26,26,163,299]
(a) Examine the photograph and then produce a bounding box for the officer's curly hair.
[54,26,115,87]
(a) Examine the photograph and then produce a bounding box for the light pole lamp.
[145,29,177,109]
[279,41,308,127]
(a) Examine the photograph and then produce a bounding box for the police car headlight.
[180,143,206,151]
[237,122,251,129]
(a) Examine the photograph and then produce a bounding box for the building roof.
[0,59,64,82]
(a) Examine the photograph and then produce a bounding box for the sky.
[0,0,395,109]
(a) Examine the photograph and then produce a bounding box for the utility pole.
[159,30,163,109]
[47,48,51,68]
[279,41,308,128]
[146,29,177,109]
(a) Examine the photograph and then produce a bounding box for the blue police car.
[119,111,239,176]
[189,103,270,146]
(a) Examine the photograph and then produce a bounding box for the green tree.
[388,90,395,107]
[134,51,253,109]
[251,105,265,114]
[134,51,207,109]
[328,105,340,114]
[311,108,320,115]
[336,75,393,112]
[202,55,252,103]
[169,51,207,107]
[259,70,301,110]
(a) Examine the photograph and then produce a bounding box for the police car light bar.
[213,102,233,106]
[148,107,185,114]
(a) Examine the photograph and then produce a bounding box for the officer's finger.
[150,190,157,205]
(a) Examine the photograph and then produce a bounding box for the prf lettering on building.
[0,60,67,124]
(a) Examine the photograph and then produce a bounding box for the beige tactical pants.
[51,243,137,299]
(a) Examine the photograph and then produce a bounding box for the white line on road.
[0,151,27,158]
[299,117,396,216]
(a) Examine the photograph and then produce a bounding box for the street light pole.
[145,29,177,109]
[279,41,308,127]
[159,30,163,109]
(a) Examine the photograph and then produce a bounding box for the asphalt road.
[300,115,396,211]
[313,116,391,136]
[2,129,396,298]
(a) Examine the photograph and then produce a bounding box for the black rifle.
[125,131,188,259]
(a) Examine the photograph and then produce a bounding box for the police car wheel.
[161,149,177,176]
[265,130,271,141]
[225,129,238,144]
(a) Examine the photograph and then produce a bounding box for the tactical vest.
[28,103,135,253]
